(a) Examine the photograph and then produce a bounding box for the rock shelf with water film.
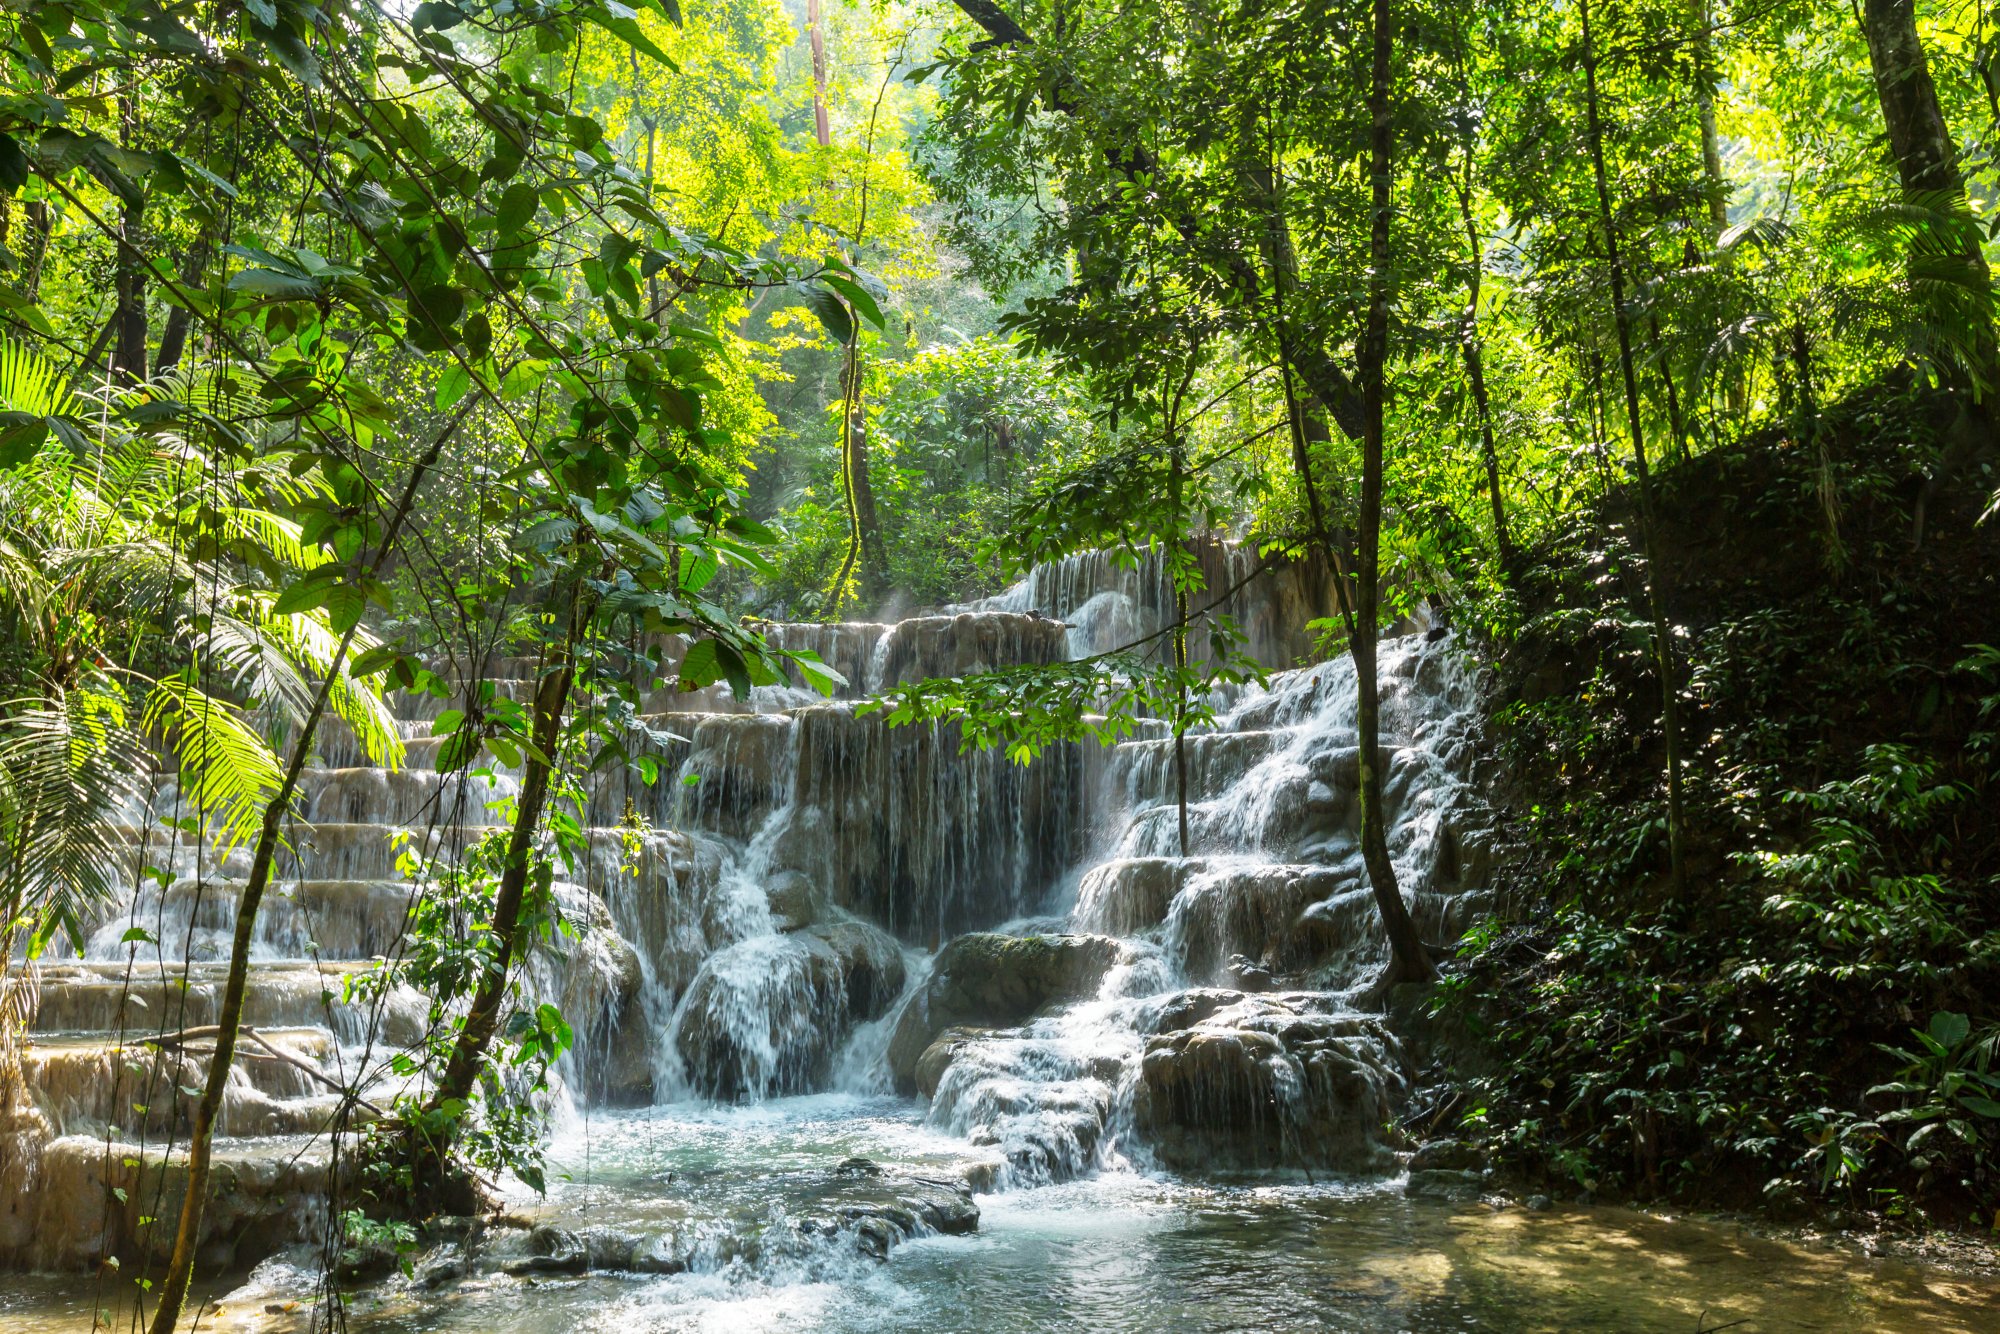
[1,546,1491,1290]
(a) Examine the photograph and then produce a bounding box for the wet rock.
[674,919,906,1099]
[413,1243,469,1289]
[1074,857,1192,935]
[806,919,906,1018]
[1525,1194,1554,1212]
[1410,1139,1487,1173]
[887,933,1125,1094]
[913,1028,990,1100]
[766,870,825,931]
[501,1251,588,1277]
[1167,865,1348,984]
[1405,1168,1485,1202]
[333,1241,401,1281]
[1130,993,1408,1174]
[495,1224,590,1276]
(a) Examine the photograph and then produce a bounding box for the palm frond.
[0,685,150,951]
[205,591,404,769]
[0,337,82,420]
[141,676,289,855]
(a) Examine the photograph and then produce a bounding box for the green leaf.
[349,645,402,678]
[0,413,49,467]
[583,3,679,72]
[228,268,320,301]
[435,363,472,411]
[413,284,466,336]
[272,568,339,616]
[796,284,852,344]
[821,273,885,329]
[1929,1012,1971,1049]
[0,133,27,195]
[794,653,846,698]
[495,182,539,235]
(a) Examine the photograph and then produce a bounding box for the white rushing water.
[4,545,1499,1308]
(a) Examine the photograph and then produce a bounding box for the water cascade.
[0,545,1487,1296]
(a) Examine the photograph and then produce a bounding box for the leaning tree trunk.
[146,416,463,1334]
[1580,0,1690,900]
[1355,0,1437,990]
[410,601,583,1208]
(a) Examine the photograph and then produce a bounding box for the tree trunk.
[1862,0,1981,205]
[145,413,464,1334]
[1861,0,1997,541]
[422,621,580,1141]
[111,99,147,384]
[1451,176,1513,569]
[111,195,147,383]
[1356,0,1436,991]
[1693,0,1728,233]
[154,238,214,375]
[1581,0,1690,900]
[808,0,832,147]
[19,201,50,302]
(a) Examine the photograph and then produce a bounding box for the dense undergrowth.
[1441,383,2000,1230]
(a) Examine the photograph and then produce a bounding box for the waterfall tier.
[2,546,1492,1276]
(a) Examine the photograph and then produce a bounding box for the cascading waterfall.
[0,544,1491,1285]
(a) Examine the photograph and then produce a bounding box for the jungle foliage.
[0,0,1998,1321]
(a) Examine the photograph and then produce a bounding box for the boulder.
[1129,992,1407,1174]
[674,919,906,1099]
[765,870,825,931]
[1409,1138,1487,1173]
[912,1027,989,1100]
[806,919,906,1019]
[887,933,1125,1094]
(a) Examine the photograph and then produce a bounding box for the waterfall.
[2,545,1491,1273]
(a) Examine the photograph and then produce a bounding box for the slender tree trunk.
[807,0,832,148]
[1173,581,1190,858]
[1452,179,1513,568]
[1645,309,1690,463]
[146,416,463,1334]
[154,238,213,375]
[1580,0,1690,900]
[1693,0,1729,233]
[1356,0,1435,990]
[1861,0,1997,540]
[19,200,50,302]
[424,639,577,1126]
[111,98,147,384]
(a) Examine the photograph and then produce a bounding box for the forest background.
[1,0,1999,1322]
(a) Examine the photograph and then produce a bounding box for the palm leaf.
[141,676,289,855]
[0,685,150,952]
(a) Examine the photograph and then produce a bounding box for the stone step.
[294,766,516,826]
[81,877,420,963]
[16,1029,382,1141]
[27,960,425,1047]
[1104,729,1294,807]
[0,1131,347,1272]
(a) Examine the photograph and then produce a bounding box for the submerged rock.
[887,932,1126,1094]
[1405,1168,1486,1202]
